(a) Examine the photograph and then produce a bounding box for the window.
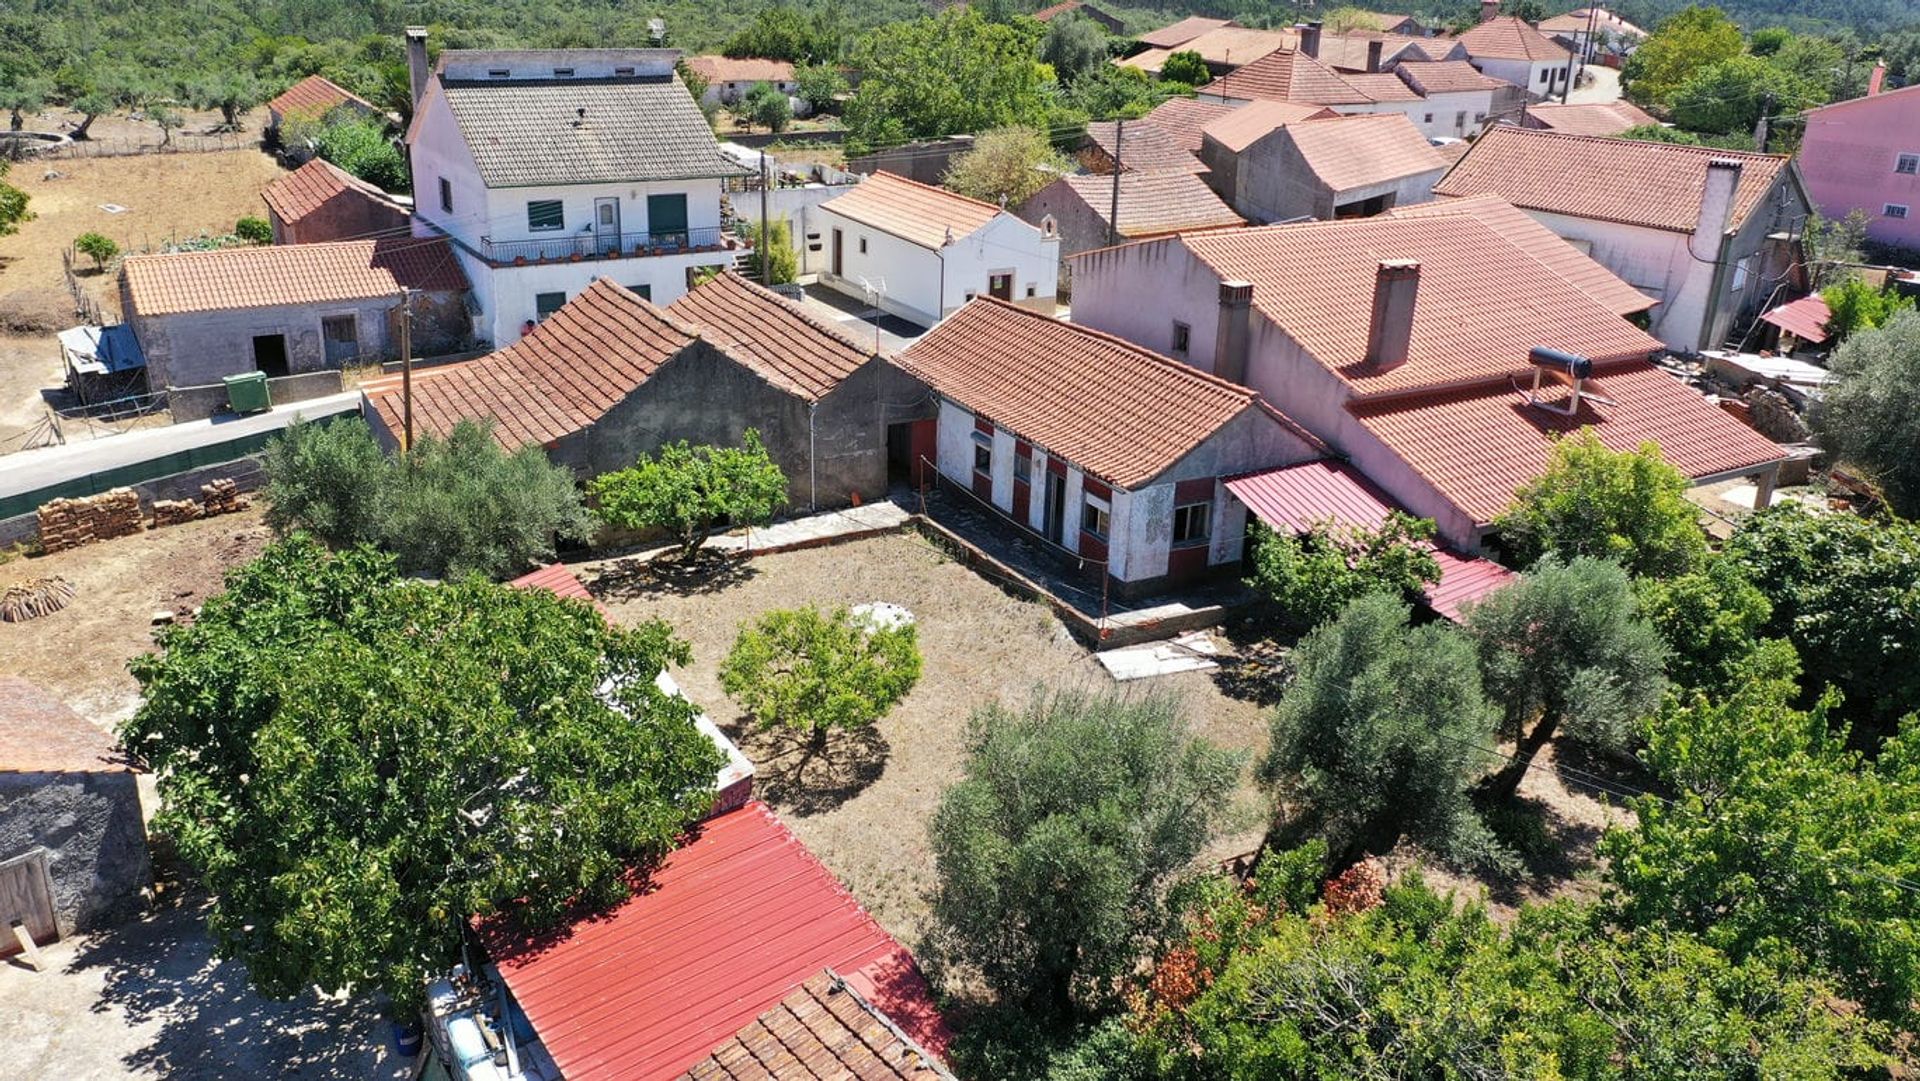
[1454,110,1466,127]
[1423,112,1434,123]
[535,292,567,321]
[1081,495,1111,539]
[858,236,869,254]
[553,67,575,78]
[1898,154,1920,175]
[1888,204,1911,220]
[1171,321,1191,357]
[971,430,992,475]
[629,283,653,301]
[1474,112,1486,122]
[488,68,510,79]
[1015,448,1033,480]
[1026,284,1037,298]
[1172,502,1211,547]
[527,200,564,231]
[614,66,636,77]
[1539,69,1550,84]
[439,177,453,213]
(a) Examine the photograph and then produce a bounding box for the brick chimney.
[1868,62,1887,96]
[1366,39,1384,72]
[1300,21,1323,59]
[1366,260,1420,370]
[1213,280,1255,385]
[1479,0,1500,23]
[405,26,430,111]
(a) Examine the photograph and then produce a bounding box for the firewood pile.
[151,479,247,528]
[150,499,202,527]
[1,576,76,622]
[36,488,144,553]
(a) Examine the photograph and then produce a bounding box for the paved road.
[1568,63,1625,105]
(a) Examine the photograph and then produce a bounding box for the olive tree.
[1813,308,1920,517]
[122,537,726,1012]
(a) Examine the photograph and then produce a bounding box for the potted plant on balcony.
[513,255,527,266]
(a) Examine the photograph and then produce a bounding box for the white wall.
[935,398,976,484]
[815,207,1058,327]
[1471,56,1569,99]
[479,251,733,345]
[1069,240,1231,374]
[480,178,724,253]
[410,90,493,250]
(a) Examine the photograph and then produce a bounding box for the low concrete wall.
[169,370,345,423]
[0,459,265,547]
[0,771,151,937]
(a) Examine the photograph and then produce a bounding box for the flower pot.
[513,256,527,266]
[391,1019,423,1057]
[569,253,583,263]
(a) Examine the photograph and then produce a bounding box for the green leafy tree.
[311,111,408,190]
[1622,5,1744,109]
[262,416,391,548]
[122,537,725,1012]
[741,217,798,285]
[676,59,714,124]
[793,63,845,114]
[1613,123,1754,150]
[720,605,921,748]
[740,80,791,133]
[1633,555,1772,692]
[943,125,1068,206]
[190,72,262,130]
[68,92,112,140]
[1158,50,1209,88]
[1806,210,1869,288]
[925,689,1242,1018]
[234,214,272,244]
[589,429,788,558]
[1669,55,1823,135]
[1821,275,1915,341]
[384,419,591,580]
[843,8,1054,155]
[1322,6,1385,33]
[0,160,29,238]
[1725,505,1920,733]
[149,102,183,146]
[1815,310,1920,516]
[1747,26,1792,56]
[1243,512,1441,630]
[1041,14,1109,84]
[74,230,117,270]
[1,76,46,131]
[1602,642,1920,1029]
[1467,556,1668,789]
[1495,431,1706,578]
[1766,32,1849,97]
[1065,65,1171,121]
[1262,593,1504,871]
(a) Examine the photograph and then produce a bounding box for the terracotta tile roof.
[1278,114,1447,192]
[1339,72,1424,102]
[1115,48,1176,74]
[1140,96,1239,152]
[1350,360,1784,524]
[0,677,127,774]
[1385,193,1655,315]
[1395,59,1509,94]
[682,56,795,84]
[482,800,951,1081]
[1031,0,1108,23]
[680,971,956,1081]
[1138,15,1236,49]
[1202,49,1377,106]
[1458,16,1570,61]
[1352,10,1420,33]
[1053,171,1244,237]
[1222,461,1514,620]
[121,236,467,317]
[1434,125,1795,234]
[1759,292,1830,344]
[362,278,699,449]
[1537,8,1646,37]
[1166,26,1299,70]
[1178,213,1662,395]
[267,74,377,122]
[1199,99,1341,153]
[1522,100,1659,135]
[1314,32,1442,74]
[666,272,875,400]
[260,158,404,224]
[1084,120,1205,174]
[899,298,1315,487]
[819,172,1005,250]
[437,77,745,187]
[1394,37,1468,63]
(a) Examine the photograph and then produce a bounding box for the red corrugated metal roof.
[508,563,607,613]
[1759,293,1831,344]
[482,800,950,1081]
[1224,460,1515,621]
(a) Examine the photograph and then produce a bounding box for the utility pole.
[1568,3,1599,103]
[1107,118,1124,247]
[759,150,772,286]
[398,288,414,454]
[1754,91,1774,153]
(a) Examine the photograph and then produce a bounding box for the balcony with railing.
[479,226,740,266]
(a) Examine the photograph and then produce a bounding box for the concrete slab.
[1097,630,1221,681]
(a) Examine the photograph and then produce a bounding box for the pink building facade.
[1799,81,1920,254]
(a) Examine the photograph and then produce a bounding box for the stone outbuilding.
[361,273,932,509]
[119,236,472,391]
[0,678,150,950]
[1204,112,1447,223]
[260,158,411,245]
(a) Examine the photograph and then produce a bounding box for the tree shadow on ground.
[1207,622,1297,706]
[1471,792,1608,908]
[590,548,759,601]
[64,890,407,1080]
[726,721,890,817]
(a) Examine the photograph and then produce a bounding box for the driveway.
[0,894,412,1080]
[1568,63,1624,104]
[796,281,926,354]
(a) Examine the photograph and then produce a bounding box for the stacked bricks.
[151,478,248,529]
[150,499,203,528]
[36,488,144,553]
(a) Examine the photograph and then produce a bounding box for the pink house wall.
[1798,84,1920,253]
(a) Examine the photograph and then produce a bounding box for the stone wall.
[0,771,151,937]
[35,488,143,553]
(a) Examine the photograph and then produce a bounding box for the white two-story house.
[404,45,750,346]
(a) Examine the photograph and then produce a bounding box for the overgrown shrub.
[75,230,118,270]
[234,215,272,244]
[589,429,788,557]
[1243,512,1440,629]
[720,605,920,747]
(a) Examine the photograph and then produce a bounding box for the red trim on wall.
[1015,438,1032,458]
[1083,477,1113,501]
[1047,455,1067,478]
[1167,543,1210,580]
[1079,530,1109,561]
[974,416,994,435]
[1173,477,1215,504]
[1012,477,1031,523]
[972,470,992,501]
[909,419,937,487]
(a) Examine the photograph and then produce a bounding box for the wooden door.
[831,228,844,277]
[0,849,58,955]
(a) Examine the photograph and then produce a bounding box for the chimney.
[1212,280,1254,385]
[1693,159,1744,244]
[1365,260,1420,369]
[1479,0,1500,23]
[1366,39,1384,72]
[405,26,430,111]
[1868,62,1887,96]
[1301,21,1322,59]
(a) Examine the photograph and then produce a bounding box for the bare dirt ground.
[0,507,269,726]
